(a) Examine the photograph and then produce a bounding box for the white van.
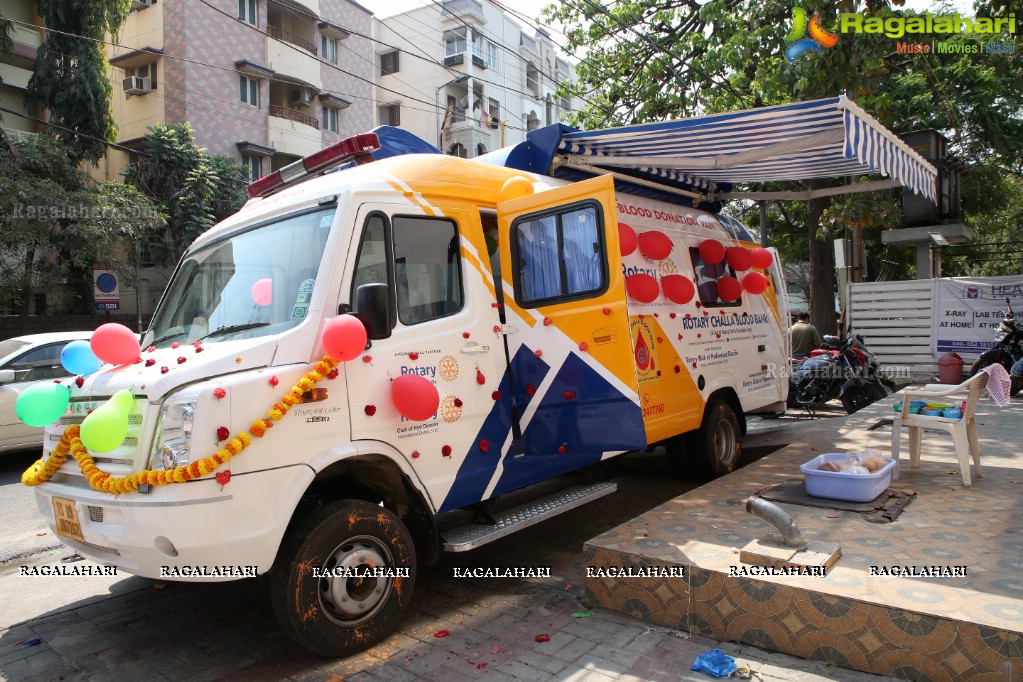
[28,131,788,657]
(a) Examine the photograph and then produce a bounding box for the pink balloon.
[251,278,273,306]
[638,231,672,260]
[91,323,140,365]
[698,239,725,265]
[750,247,774,269]
[661,275,695,305]
[322,315,368,361]
[625,274,659,303]
[391,375,440,421]
[726,247,753,272]
[618,223,638,257]
[743,272,770,295]
[717,276,743,302]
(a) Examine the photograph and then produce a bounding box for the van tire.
[665,400,741,479]
[269,499,416,658]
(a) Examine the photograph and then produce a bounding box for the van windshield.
[145,207,335,348]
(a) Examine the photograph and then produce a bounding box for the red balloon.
[625,274,659,303]
[638,231,672,260]
[618,223,638,257]
[743,272,770,295]
[661,275,695,305]
[391,375,440,421]
[750,247,774,269]
[698,239,725,265]
[251,278,272,306]
[717,276,742,302]
[91,323,140,365]
[322,315,368,361]
[726,247,753,272]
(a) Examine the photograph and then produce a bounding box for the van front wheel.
[270,499,416,658]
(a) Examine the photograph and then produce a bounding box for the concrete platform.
[584,392,1023,681]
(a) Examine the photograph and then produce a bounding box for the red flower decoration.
[216,470,231,486]
[213,388,227,399]
[327,368,339,380]
[160,366,169,374]
[558,445,567,454]
[543,317,552,326]
[216,426,230,441]
[362,355,372,363]
[685,313,691,319]
[269,376,279,387]
[479,440,489,452]
[678,334,683,340]
[462,332,470,339]
[364,405,376,416]
[145,359,156,367]
[442,445,452,457]
[675,365,681,373]
[476,369,486,385]
[146,346,156,353]
[171,342,180,349]
[535,634,550,643]
[492,391,501,400]
[535,350,543,358]
[564,391,575,400]
[578,342,589,352]
[75,376,84,388]
[526,384,536,396]
[177,356,187,364]
[409,352,419,360]
[657,337,663,343]
[453,398,463,408]
[493,325,501,333]
[411,451,420,459]
[670,313,677,319]
[602,307,611,315]
[434,630,450,638]
[134,357,143,364]
[695,302,702,308]
[194,345,204,353]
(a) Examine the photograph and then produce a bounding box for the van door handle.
[460,344,489,355]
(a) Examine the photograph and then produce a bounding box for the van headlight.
[150,392,197,470]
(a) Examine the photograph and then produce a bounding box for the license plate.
[52,497,84,542]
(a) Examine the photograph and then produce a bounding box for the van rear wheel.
[270,499,416,658]
[666,400,741,479]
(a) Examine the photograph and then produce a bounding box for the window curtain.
[561,208,600,294]
[517,216,561,301]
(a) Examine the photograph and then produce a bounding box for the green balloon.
[80,401,129,453]
[15,383,70,427]
[110,389,134,413]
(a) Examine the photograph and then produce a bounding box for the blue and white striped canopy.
[555,96,938,202]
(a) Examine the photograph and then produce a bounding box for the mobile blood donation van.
[25,98,937,657]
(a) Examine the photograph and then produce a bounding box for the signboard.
[932,276,1023,358]
[93,269,120,311]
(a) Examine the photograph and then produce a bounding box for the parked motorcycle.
[969,298,1023,396]
[788,334,890,414]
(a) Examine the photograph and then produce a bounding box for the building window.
[237,0,256,25]
[380,51,399,76]
[242,155,262,182]
[444,28,466,56]
[512,202,606,306]
[526,111,540,132]
[476,143,486,157]
[526,62,539,97]
[322,106,339,132]
[448,143,466,158]
[486,42,497,69]
[380,104,400,127]
[488,98,500,127]
[321,36,337,64]
[239,75,259,107]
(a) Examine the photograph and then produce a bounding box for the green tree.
[26,0,131,165]
[0,136,164,314]
[124,123,248,264]
[546,0,1021,333]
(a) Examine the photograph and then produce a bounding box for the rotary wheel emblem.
[440,395,463,423]
[438,355,459,382]
[658,258,679,277]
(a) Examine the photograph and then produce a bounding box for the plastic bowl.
[921,408,942,416]
[926,403,953,410]
[944,408,962,419]
[910,400,927,408]
[893,402,922,414]
[893,402,902,412]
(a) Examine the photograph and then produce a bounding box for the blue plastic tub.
[800,453,897,503]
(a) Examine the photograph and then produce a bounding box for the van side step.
[441,482,617,552]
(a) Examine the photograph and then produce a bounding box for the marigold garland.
[21,356,339,494]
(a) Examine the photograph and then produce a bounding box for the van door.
[495,175,647,466]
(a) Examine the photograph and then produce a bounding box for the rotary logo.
[658,257,679,277]
[439,395,463,423]
[438,355,460,382]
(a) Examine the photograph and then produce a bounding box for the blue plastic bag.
[691,648,738,678]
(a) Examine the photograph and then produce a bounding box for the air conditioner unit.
[131,0,155,9]
[290,87,313,106]
[122,76,152,95]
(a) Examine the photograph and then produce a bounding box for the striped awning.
[554,96,938,202]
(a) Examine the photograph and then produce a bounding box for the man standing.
[790,311,822,359]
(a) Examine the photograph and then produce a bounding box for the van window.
[351,214,391,298]
[689,247,742,307]
[512,202,606,306]
[393,216,463,325]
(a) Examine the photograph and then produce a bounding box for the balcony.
[267,26,318,55]
[442,0,485,23]
[269,104,319,129]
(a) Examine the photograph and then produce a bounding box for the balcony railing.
[269,104,320,129]
[266,26,318,55]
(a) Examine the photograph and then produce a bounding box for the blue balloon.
[61,339,102,375]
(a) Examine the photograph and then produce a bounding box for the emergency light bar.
[246,133,381,198]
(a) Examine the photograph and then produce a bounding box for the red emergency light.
[246,133,382,198]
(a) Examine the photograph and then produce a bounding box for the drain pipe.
[744,497,807,549]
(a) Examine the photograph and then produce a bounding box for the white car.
[0,331,94,453]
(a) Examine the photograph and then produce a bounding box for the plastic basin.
[800,453,897,503]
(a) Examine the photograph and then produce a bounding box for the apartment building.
[0,1,43,141]
[376,0,581,158]
[101,0,375,182]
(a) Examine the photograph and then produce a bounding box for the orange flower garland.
[21,356,339,494]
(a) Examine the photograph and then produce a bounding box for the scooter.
[788,335,889,414]
[970,298,1023,396]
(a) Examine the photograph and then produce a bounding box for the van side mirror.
[355,283,393,340]
[0,369,14,384]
